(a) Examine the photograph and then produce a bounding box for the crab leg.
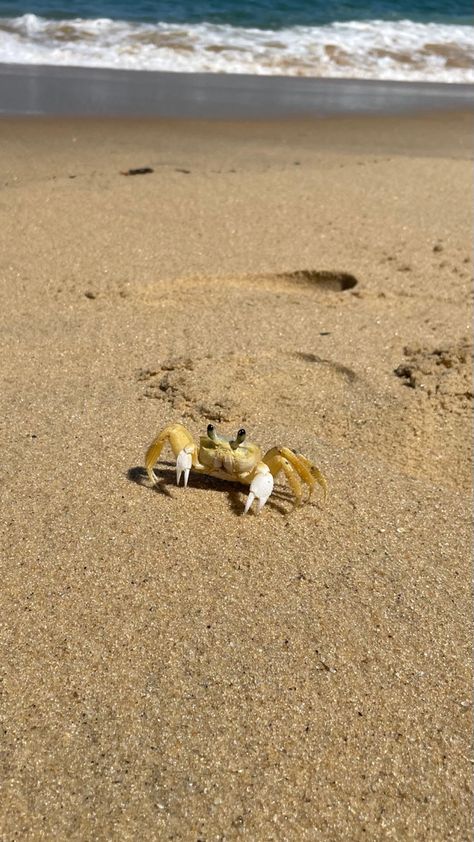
[262,447,327,505]
[292,452,327,502]
[145,423,200,486]
[244,463,274,514]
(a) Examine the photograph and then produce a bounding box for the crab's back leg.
[291,451,328,502]
[145,423,198,485]
[262,446,327,505]
[262,449,304,506]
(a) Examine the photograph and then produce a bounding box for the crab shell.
[197,428,262,480]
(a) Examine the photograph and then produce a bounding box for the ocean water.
[0,0,472,82]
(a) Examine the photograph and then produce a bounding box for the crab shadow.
[127,462,297,516]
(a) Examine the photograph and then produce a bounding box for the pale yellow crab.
[145,422,327,514]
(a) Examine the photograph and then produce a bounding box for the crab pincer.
[176,446,193,487]
[244,465,274,514]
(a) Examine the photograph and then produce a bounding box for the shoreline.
[1,62,473,118]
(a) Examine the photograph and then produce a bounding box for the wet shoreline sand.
[1,62,473,118]
[0,109,472,839]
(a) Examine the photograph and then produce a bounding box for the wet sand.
[0,110,472,840]
[1,63,473,118]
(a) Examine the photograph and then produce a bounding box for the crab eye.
[230,427,246,450]
[207,423,218,443]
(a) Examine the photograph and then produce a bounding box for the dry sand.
[0,111,472,840]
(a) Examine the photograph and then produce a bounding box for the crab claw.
[176,446,193,487]
[244,465,274,514]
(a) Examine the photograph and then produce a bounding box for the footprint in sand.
[137,347,361,427]
[175,268,359,296]
[129,267,359,305]
[136,267,362,435]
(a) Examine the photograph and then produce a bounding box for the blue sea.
[0,0,472,81]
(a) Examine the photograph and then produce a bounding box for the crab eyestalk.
[207,424,219,442]
[230,428,246,450]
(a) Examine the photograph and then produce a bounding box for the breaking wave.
[0,14,473,82]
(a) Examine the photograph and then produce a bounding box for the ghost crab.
[145,422,327,514]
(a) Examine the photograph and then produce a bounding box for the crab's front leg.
[145,423,201,488]
[244,463,274,514]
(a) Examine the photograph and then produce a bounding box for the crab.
[145,422,327,514]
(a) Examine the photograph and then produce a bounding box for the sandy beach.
[0,107,472,840]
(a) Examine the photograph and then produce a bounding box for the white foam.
[0,14,473,82]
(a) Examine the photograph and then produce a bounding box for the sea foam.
[0,14,473,82]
